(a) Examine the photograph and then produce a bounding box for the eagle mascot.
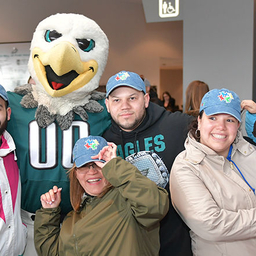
[7,13,111,255]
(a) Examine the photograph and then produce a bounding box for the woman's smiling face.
[198,112,240,157]
[76,162,110,196]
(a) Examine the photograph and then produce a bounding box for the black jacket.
[103,102,193,256]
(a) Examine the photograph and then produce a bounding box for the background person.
[162,91,177,112]
[140,74,151,93]
[34,136,168,256]
[184,80,209,116]
[104,70,193,256]
[0,84,27,256]
[170,88,256,256]
[149,87,164,106]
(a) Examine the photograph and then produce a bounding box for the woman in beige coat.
[170,88,256,256]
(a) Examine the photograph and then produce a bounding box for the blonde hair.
[185,80,209,116]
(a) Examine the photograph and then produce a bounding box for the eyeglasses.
[76,162,99,174]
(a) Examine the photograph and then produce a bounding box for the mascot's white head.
[28,13,109,100]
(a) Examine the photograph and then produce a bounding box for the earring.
[234,131,239,144]
[195,129,200,139]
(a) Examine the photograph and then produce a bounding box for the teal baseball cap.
[106,71,146,97]
[200,88,241,122]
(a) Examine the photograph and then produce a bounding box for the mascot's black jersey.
[7,91,111,214]
[103,102,193,256]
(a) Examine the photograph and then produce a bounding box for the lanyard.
[227,145,255,194]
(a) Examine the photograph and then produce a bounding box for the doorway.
[160,68,183,111]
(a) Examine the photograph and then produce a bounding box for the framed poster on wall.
[0,42,30,92]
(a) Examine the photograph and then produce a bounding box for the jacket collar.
[184,131,255,165]
[0,130,16,158]
[232,131,255,157]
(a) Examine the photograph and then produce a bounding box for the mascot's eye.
[76,39,95,52]
[45,30,62,42]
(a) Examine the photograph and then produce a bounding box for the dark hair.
[189,111,203,141]
[1,98,9,109]
[162,91,176,110]
[162,91,171,101]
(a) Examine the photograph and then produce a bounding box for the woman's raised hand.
[40,185,62,209]
[91,142,117,168]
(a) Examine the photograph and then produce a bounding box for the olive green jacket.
[34,157,169,256]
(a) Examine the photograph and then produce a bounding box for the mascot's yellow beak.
[32,41,98,97]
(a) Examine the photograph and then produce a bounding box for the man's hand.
[241,100,256,113]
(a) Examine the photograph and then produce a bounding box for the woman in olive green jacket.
[34,136,169,256]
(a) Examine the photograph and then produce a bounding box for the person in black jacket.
[103,70,193,256]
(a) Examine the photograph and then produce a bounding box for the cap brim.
[204,105,241,122]
[0,95,9,104]
[106,84,143,97]
[75,156,106,168]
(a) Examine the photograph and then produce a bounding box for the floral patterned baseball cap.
[73,136,108,167]
[199,88,241,122]
[106,71,146,97]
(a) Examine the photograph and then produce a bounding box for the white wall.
[183,0,254,102]
[1,0,254,101]
[0,0,182,89]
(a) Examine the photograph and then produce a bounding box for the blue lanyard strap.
[227,145,255,194]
